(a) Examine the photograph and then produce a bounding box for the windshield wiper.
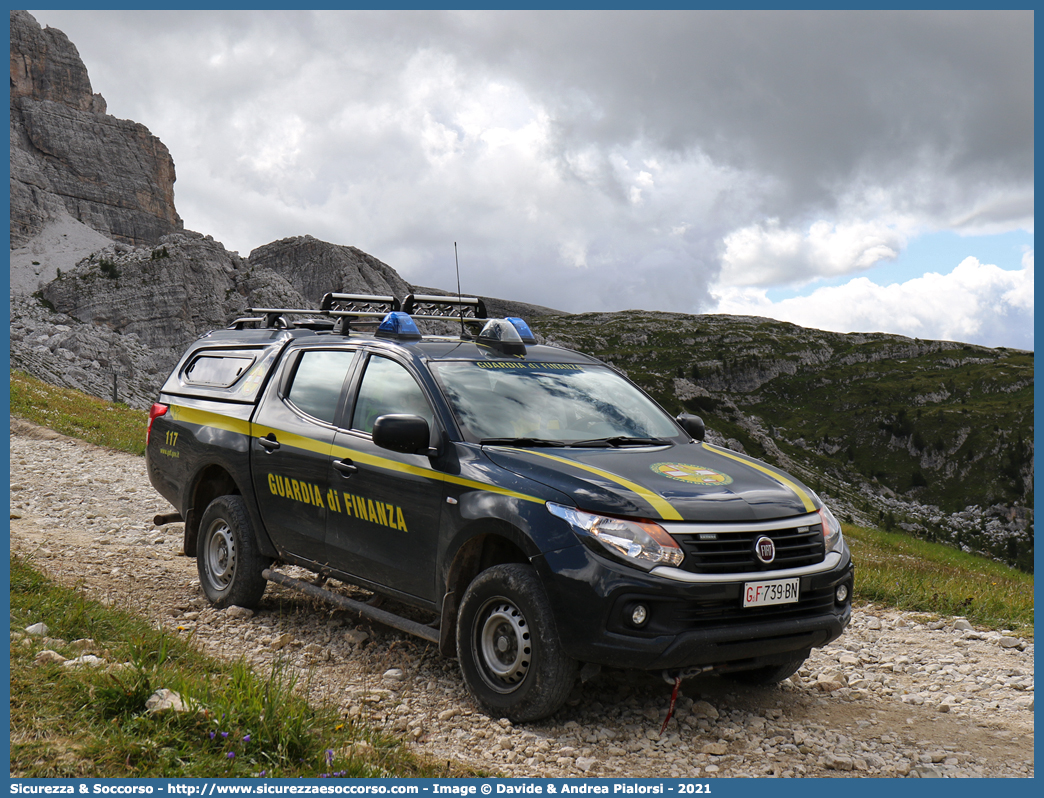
[479,437,568,448]
[568,436,673,448]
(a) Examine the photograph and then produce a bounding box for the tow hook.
[659,665,717,735]
[662,665,716,685]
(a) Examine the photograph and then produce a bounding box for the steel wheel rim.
[205,519,236,589]
[476,599,531,690]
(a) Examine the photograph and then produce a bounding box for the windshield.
[430,361,684,445]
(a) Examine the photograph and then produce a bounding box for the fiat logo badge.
[755,536,776,564]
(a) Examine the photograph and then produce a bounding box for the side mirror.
[676,413,705,442]
[372,414,435,455]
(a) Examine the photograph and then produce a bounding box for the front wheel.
[456,563,577,722]
[197,495,270,609]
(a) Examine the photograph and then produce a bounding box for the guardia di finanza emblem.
[651,462,734,486]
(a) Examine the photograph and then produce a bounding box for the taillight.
[147,403,168,445]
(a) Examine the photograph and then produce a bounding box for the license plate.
[743,578,800,607]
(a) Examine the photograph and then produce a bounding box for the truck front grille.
[675,521,826,575]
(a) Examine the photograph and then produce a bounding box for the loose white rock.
[145,688,193,713]
[62,655,105,668]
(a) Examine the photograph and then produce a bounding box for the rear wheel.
[457,563,577,722]
[197,495,269,609]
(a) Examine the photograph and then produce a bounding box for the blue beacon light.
[505,317,536,343]
[376,311,421,339]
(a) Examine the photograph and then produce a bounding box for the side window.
[285,350,357,424]
[183,354,255,387]
[351,355,434,434]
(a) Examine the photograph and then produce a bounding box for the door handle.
[334,459,358,477]
[258,435,280,452]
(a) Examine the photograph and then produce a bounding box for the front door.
[327,353,445,601]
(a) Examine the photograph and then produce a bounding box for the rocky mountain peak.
[10,9,105,113]
[9,10,181,250]
[248,236,413,304]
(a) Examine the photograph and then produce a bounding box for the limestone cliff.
[9,10,181,249]
[38,232,251,360]
[249,236,412,305]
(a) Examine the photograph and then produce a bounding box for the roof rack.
[401,293,487,321]
[227,292,502,340]
[243,307,330,330]
[227,316,266,330]
[232,294,402,334]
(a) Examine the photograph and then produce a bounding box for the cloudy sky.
[27,9,1034,350]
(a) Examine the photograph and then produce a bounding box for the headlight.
[818,504,844,553]
[547,502,684,570]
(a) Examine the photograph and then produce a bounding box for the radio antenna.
[454,242,466,339]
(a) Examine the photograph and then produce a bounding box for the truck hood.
[483,441,819,523]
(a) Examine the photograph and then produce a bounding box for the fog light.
[631,604,649,626]
[835,584,850,603]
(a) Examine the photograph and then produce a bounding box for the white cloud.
[710,255,1034,349]
[719,217,912,287]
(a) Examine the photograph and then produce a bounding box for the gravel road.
[9,420,1035,778]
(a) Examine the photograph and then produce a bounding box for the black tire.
[456,563,577,722]
[197,495,270,609]
[724,655,806,686]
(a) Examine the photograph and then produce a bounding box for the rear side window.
[286,350,357,424]
[183,355,255,387]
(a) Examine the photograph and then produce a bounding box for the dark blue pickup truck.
[146,293,853,721]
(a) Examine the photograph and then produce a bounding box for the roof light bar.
[401,293,487,321]
[319,293,401,317]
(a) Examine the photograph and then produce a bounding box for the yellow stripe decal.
[502,448,684,521]
[252,425,334,458]
[250,424,544,505]
[170,405,251,436]
[704,444,816,512]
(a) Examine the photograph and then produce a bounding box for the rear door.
[328,352,445,601]
[251,347,360,563]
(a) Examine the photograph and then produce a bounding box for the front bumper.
[535,543,853,672]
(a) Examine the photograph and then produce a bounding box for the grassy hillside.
[534,311,1033,570]
[11,370,146,455]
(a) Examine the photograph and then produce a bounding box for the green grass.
[10,555,475,779]
[11,370,147,455]
[844,524,1034,636]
